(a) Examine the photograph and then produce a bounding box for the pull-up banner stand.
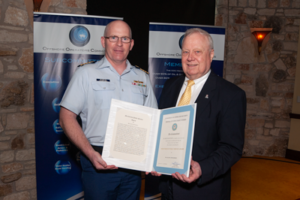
[148,22,226,102]
[34,13,121,200]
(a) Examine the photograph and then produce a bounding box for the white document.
[102,99,196,176]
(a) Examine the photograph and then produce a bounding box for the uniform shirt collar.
[97,56,137,74]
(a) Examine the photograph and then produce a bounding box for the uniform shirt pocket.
[130,86,146,105]
[92,81,116,108]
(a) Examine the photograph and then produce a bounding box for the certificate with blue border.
[103,99,196,176]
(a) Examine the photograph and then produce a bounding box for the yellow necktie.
[178,80,195,106]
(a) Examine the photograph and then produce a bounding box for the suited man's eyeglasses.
[104,36,131,43]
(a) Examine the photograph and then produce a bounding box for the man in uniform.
[59,20,158,200]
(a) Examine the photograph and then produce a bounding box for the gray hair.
[183,28,214,51]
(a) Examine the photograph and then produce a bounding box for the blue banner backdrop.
[148,22,226,102]
[33,13,121,200]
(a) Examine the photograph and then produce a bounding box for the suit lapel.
[194,72,217,115]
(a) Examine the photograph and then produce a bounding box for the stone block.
[264,122,274,128]
[292,0,300,7]
[263,128,270,136]
[0,122,3,133]
[253,64,272,72]
[20,107,34,112]
[271,97,284,107]
[16,176,36,191]
[4,131,17,135]
[238,0,247,6]
[2,163,23,173]
[229,10,240,15]
[229,0,237,6]
[0,142,10,150]
[272,34,284,40]
[245,129,256,139]
[256,74,269,97]
[249,0,256,7]
[19,47,33,73]
[271,83,293,92]
[238,85,255,95]
[260,99,270,111]
[234,37,258,64]
[244,8,256,15]
[248,140,260,145]
[280,0,290,7]
[240,75,253,85]
[0,184,12,196]
[284,9,300,16]
[6,113,29,130]
[3,191,30,200]
[285,33,298,41]
[287,67,296,77]
[228,41,239,51]
[4,72,26,79]
[247,118,265,127]
[1,172,22,183]
[24,161,36,170]
[4,7,28,26]
[235,12,247,24]
[30,189,37,199]
[270,128,280,136]
[0,151,14,163]
[26,133,35,145]
[23,169,36,175]
[233,63,250,70]
[7,65,18,70]
[0,30,27,42]
[0,136,10,141]
[275,120,290,128]
[16,149,35,161]
[285,26,299,32]
[294,19,300,25]
[274,59,286,70]
[257,9,276,15]
[0,61,3,74]
[268,0,279,8]
[11,134,24,150]
[267,52,280,63]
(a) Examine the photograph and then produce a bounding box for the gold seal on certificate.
[102,99,196,177]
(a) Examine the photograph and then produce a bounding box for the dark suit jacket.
[159,71,246,200]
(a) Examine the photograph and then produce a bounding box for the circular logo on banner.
[172,123,177,131]
[69,25,90,47]
[41,73,62,91]
[55,160,71,174]
[179,35,185,49]
[53,119,64,134]
[52,98,61,113]
[54,140,69,155]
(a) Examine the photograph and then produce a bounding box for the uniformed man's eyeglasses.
[104,36,131,43]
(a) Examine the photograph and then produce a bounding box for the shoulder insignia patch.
[77,60,97,67]
[135,65,149,74]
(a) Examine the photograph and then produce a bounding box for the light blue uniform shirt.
[60,57,158,146]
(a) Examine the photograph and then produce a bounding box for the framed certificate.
[102,99,196,177]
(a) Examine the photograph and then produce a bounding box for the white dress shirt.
[176,70,211,106]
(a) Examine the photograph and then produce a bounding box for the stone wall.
[0,1,86,199]
[1,0,299,199]
[215,0,298,157]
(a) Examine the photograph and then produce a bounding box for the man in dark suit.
[157,28,246,200]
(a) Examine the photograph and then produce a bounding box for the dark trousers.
[80,146,141,200]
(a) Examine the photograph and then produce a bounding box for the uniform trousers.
[80,146,141,200]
